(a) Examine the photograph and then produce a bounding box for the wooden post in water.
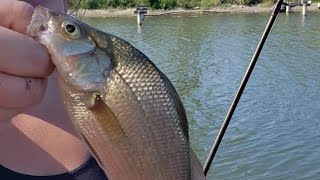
[134,6,148,26]
[283,0,290,14]
[286,5,290,14]
[137,13,142,25]
[301,0,307,16]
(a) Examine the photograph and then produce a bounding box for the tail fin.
[190,148,207,180]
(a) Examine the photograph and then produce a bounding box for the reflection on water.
[84,13,320,179]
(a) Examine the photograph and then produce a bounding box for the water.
[83,12,320,179]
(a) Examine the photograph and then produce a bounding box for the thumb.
[0,0,34,34]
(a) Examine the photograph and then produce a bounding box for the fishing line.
[203,0,284,175]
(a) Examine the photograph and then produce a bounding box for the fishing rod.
[203,0,285,175]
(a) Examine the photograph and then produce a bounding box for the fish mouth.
[27,6,51,38]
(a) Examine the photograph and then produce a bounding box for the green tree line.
[70,0,276,10]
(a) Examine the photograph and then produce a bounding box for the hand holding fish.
[0,0,54,121]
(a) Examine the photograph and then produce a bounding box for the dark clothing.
[0,156,108,180]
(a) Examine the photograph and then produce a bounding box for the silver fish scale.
[111,37,191,179]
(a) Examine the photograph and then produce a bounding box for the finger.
[0,26,55,77]
[0,0,34,34]
[0,72,48,109]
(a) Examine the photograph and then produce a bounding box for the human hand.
[0,0,55,121]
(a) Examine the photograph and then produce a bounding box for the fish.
[27,6,206,180]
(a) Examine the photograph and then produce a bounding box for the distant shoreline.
[71,3,319,18]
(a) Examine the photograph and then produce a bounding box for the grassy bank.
[69,3,319,18]
[69,0,279,10]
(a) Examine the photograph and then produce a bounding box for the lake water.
[83,12,320,179]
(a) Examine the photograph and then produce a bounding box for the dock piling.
[134,6,148,26]
[301,0,307,16]
[286,5,290,14]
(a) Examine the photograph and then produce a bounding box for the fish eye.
[61,21,81,39]
[66,24,76,33]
